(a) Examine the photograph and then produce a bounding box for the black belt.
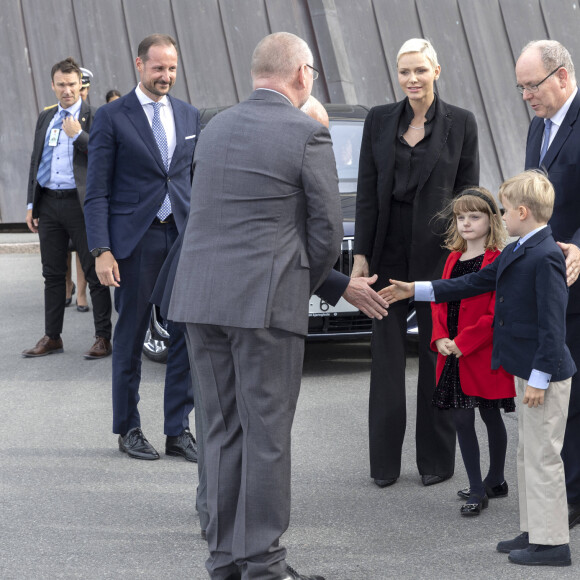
[42,187,78,199]
[151,214,174,226]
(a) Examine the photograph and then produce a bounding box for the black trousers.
[37,190,112,339]
[563,312,580,504]
[368,201,456,479]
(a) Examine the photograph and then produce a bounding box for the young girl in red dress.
[431,187,516,516]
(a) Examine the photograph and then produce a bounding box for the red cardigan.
[431,249,516,399]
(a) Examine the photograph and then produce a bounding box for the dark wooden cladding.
[2,0,579,222]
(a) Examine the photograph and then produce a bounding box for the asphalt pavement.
[1,238,579,579]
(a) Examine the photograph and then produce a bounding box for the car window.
[330,120,363,221]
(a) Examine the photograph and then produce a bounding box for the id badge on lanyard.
[48,128,60,146]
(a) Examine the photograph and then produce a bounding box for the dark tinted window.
[330,120,363,221]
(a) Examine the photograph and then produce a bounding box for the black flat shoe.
[422,474,451,486]
[76,301,90,313]
[460,493,489,516]
[65,282,76,307]
[457,480,508,500]
[374,477,397,488]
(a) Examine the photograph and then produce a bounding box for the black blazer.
[27,99,96,218]
[525,89,580,313]
[354,97,479,280]
[433,226,576,381]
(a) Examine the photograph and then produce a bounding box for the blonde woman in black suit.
[353,38,479,488]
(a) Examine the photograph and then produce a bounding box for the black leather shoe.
[374,477,397,488]
[279,564,325,580]
[118,427,160,460]
[76,301,90,313]
[508,543,571,566]
[422,474,451,486]
[458,480,508,500]
[166,428,198,462]
[460,493,489,516]
[497,532,529,553]
[569,503,580,529]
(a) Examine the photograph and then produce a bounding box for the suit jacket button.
[499,320,504,326]
[499,296,504,302]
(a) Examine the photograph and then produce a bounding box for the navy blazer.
[525,90,580,313]
[432,226,576,381]
[84,89,200,259]
[27,99,95,217]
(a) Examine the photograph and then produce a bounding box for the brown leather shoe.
[22,336,63,358]
[83,336,112,360]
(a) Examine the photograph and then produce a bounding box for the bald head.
[521,40,576,84]
[516,40,576,118]
[251,32,315,108]
[252,32,312,82]
[301,96,329,128]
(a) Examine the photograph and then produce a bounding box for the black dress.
[432,254,515,412]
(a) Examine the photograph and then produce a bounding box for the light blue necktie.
[539,118,552,166]
[513,239,522,252]
[36,110,68,187]
[151,102,172,221]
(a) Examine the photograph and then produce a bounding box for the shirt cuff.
[27,203,33,210]
[528,369,551,389]
[71,130,82,142]
[415,281,435,302]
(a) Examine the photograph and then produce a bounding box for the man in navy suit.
[84,34,199,461]
[516,40,580,529]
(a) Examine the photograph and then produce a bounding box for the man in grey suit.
[169,32,342,580]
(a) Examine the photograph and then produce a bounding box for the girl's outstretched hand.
[378,279,415,304]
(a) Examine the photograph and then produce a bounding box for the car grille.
[307,236,373,339]
[308,312,372,339]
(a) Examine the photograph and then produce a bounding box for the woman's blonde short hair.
[441,186,507,252]
[397,38,439,69]
[499,170,555,223]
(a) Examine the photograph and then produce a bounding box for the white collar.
[255,88,293,106]
[135,83,169,108]
[549,87,577,127]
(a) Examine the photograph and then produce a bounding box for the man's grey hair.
[251,32,312,81]
[522,40,576,84]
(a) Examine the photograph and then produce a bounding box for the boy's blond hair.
[441,186,507,252]
[498,170,555,223]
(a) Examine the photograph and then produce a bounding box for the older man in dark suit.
[517,39,580,529]
[84,34,199,463]
[23,57,112,360]
[169,32,343,580]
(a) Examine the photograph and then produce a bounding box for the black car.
[143,104,417,362]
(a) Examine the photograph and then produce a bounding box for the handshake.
[378,279,463,358]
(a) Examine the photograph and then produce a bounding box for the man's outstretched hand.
[343,274,388,319]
